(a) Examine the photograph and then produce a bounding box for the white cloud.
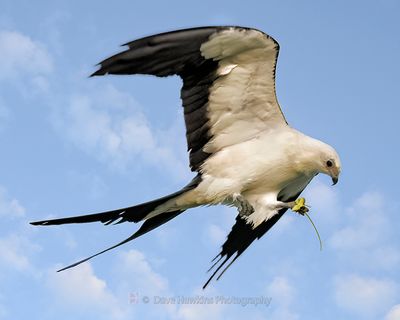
[176,287,225,320]
[266,276,295,307]
[45,247,267,320]
[0,186,25,218]
[330,192,388,250]
[327,192,400,318]
[386,304,400,320]
[44,249,178,320]
[0,234,39,271]
[265,276,299,320]
[0,186,41,274]
[0,30,52,80]
[328,191,400,270]
[54,84,188,179]
[114,250,229,320]
[334,274,398,318]
[46,263,124,319]
[113,249,180,319]
[0,29,53,131]
[116,249,169,295]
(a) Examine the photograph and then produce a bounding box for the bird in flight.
[31,26,341,288]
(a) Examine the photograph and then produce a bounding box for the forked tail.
[30,175,201,271]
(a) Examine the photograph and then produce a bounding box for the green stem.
[303,211,323,251]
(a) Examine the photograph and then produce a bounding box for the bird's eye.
[326,160,333,167]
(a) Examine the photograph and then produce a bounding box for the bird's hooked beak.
[329,167,340,185]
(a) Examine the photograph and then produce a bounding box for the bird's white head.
[315,141,341,185]
[298,136,341,185]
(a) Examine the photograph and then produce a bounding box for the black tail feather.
[30,191,184,226]
[31,175,201,227]
[31,176,201,272]
[57,210,184,272]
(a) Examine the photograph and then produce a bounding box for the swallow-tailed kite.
[31,26,341,288]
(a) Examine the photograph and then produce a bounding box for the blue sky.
[0,0,399,319]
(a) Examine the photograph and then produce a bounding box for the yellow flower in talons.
[291,197,309,214]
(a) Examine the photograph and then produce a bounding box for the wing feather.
[203,210,286,289]
[91,26,286,172]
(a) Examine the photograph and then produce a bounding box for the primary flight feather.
[31,26,341,288]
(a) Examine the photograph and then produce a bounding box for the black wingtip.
[207,255,223,273]
[202,255,230,290]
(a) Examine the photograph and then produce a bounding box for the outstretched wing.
[92,26,287,172]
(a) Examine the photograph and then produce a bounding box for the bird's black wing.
[203,209,286,289]
[203,190,307,289]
